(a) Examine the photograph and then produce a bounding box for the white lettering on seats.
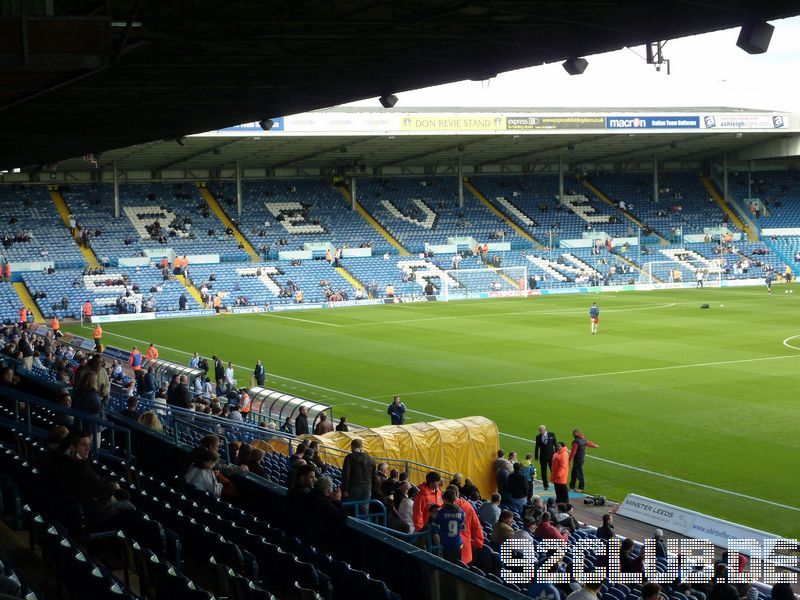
[124,206,182,240]
[266,202,325,235]
[380,199,436,229]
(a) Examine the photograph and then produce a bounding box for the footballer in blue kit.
[589,302,600,335]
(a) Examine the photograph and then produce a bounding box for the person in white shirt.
[512,517,537,543]
[224,361,236,390]
[184,447,222,497]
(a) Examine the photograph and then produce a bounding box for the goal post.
[440,266,528,301]
[638,260,724,287]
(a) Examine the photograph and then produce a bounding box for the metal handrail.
[341,498,387,527]
[363,519,439,553]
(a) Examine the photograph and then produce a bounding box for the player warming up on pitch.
[589,302,600,335]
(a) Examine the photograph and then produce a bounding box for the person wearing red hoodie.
[569,428,598,493]
[413,471,443,531]
[447,485,483,564]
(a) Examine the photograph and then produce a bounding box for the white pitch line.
[385,352,800,398]
[344,302,677,327]
[782,334,800,351]
[268,314,343,327]
[86,325,800,513]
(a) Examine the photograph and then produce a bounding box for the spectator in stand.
[566,581,602,600]
[341,438,375,514]
[513,517,538,544]
[184,447,223,497]
[653,528,667,559]
[302,476,348,553]
[448,485,484,565]
[314,412,334,435]
[619,538,644,575]
[281,416,295,435]
[294,406,309,435]
[388,481,415,533]
[496,458,513,502]
[224,361,236,390]
[243,447,267,477]
[526,563,564,600]
[490,510,515,547]
[140,366,157,400]
[551,442,570,503]
[372,462,390,503]
[507,462,529,513]
[433,488,465,563]
[642,583,661,600]
[708,564,740,600]
[461,478,479,500]
[478,493,501,526]
[335,416,349,432]
[533,512,568,542]
[521,453,536,500]
[387,395,406,425]
[44,431,139,532]
[412,471,444,531]
[382,468,400,498]
[569,428,598,493]
[121,396,139,420]
[596,513,615,540]
[138,410,163,433]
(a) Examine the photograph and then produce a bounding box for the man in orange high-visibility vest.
[93,324,103,352]
[145,343,159,361]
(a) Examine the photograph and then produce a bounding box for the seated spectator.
[477,493,501,526]
[534,512,568,542]
[244,447,267,477]
[44,430,138,532]
[619,538,644,574]
[184,447,222,497]
[513,517,538,543]
[490,509,515,547]
[460,477,479,499]
[138,410,163,433]
[120,396,139,420]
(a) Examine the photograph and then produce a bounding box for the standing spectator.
[253,359,265,386]
[496,458,513,502]
[569,429,598,493]
[388,481,415,533]
[145,343,159,361]
[314,412,334,435]
[83,300,92,320]
[178,293,188,310]
[449,485,484,565]
[433,488,465,563]
[551,442,570,503]
[335,416,349,432]
[129,346,142,373]
[341,439,375,515]
[224,361,236,391]
[92,324,103,352]
[68,213,76,236]
[535,424,558,491]
[387,395,406,425]
[521,453,536,500]
[213,355,225,383]
[294,406,309,435]
[412,471,443,531]
[507,462,529,514]
[653,528,667,559]
[140,366,157,400]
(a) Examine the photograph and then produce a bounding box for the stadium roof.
[2,0,800,170]
[49,107,799,173]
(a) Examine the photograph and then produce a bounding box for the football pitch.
[68,286,800,537]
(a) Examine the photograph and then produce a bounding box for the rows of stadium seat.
[209,179,393,254]
[61,182,249,262]
[0,282,24,325]
[724,170,800,228]
[355,178,525,252]
[188,260,356,306]
[0,185,86,267]
[588,173,729,238]
[22,267,201,319]
[467,175,632,242]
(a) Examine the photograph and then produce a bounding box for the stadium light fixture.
[379,94,398,108]
[176,136,188,146]
[736,20,774,54]
[562,57,588,76]
[258,119,275,131]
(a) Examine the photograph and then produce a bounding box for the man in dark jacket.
[253,359,265,387]
[341,438,375,514]
[569,428,598,493]
[140,366,158,400]
[534,424,558,490]
[294,406,309,435]
[213,356,225,383]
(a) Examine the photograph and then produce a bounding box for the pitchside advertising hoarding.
[194,111,792,136]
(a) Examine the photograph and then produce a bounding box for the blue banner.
[216,117,285,133]
[606,116,699,129]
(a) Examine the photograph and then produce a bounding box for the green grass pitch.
[67,286,800,537]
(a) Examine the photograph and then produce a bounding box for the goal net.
[440,266,528,301]
[637,259,724,287]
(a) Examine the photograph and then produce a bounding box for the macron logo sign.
[607,117,647,129]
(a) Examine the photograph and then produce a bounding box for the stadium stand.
[725,170,800,229]
[208,179,393,256]
[355,178,525,253]
[0,185,86,268]
[0,282,24,325]
[60,183,250,263]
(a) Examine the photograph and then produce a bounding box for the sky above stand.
[342,16,800,112]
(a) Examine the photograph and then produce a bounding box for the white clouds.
[343,16,800,112]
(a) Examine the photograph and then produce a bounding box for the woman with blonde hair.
[138,410,163,433]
